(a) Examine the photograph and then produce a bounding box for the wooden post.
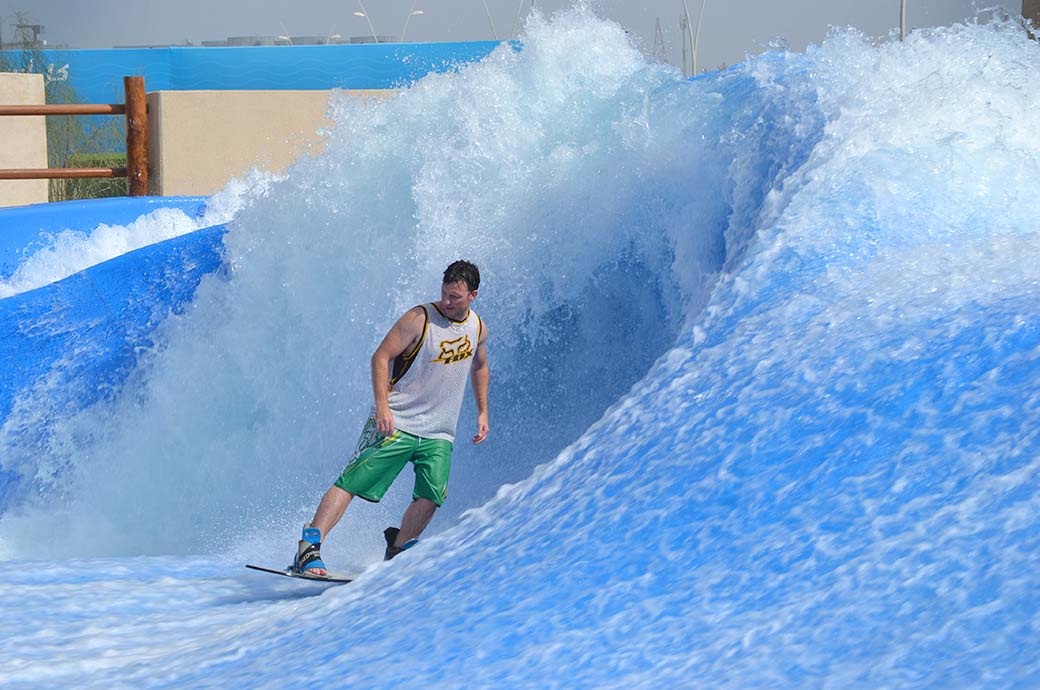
[1026,0,1040,39]
[124,76,148,196]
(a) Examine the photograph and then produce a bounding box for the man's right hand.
[374,405,396,437]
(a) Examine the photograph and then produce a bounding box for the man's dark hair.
[443,260,480,291]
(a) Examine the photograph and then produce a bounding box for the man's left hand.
[472,414,489,444]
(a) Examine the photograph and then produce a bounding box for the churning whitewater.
[2,8,1039,689]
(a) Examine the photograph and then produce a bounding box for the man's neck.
[436,301,469,322]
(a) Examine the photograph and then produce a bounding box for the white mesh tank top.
[384,303,483,442]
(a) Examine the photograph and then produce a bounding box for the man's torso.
[383,303,482,442]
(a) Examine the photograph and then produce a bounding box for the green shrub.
[51,152,128,200]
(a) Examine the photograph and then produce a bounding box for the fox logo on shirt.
[433,335,474,365]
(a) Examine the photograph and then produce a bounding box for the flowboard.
[245,564,355,584]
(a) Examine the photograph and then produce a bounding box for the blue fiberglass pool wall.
[0,41,502,104]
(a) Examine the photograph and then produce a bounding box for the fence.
[0,75,148,195]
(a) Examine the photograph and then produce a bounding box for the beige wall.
[0,72,48,208]
[147,89,389,196]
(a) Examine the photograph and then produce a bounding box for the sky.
[0,1,1025,73]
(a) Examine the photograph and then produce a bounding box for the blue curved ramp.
[0,218,225,507]
[0,196,208,279]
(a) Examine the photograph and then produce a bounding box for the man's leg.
[395,498,437,547]
[386,437,451,557]
[311,485,354,536]
[296,486,354,576]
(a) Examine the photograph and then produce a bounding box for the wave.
[0,7,1038,688]
[0,8,1035,657]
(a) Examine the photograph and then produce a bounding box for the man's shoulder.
[394,304,429,333]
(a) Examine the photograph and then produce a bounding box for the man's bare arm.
[371,306,426,436]
[470,324,490,444]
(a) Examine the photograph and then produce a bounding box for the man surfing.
[293,260,490,576]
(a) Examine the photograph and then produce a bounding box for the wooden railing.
[0,76,148,195]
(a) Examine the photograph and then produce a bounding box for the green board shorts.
[333,418,453,506]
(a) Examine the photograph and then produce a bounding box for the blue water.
[1,8,1039,688]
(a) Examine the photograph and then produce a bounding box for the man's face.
[441,280,477,320]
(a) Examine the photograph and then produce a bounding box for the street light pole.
[356,0,379,43]
[900,0,907,41]
[481,0,499,40]
[680,0,694,76]
[512,0,528,39]
[679,0,704,76]
[402,0,423,41]
[693,0,705,74]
